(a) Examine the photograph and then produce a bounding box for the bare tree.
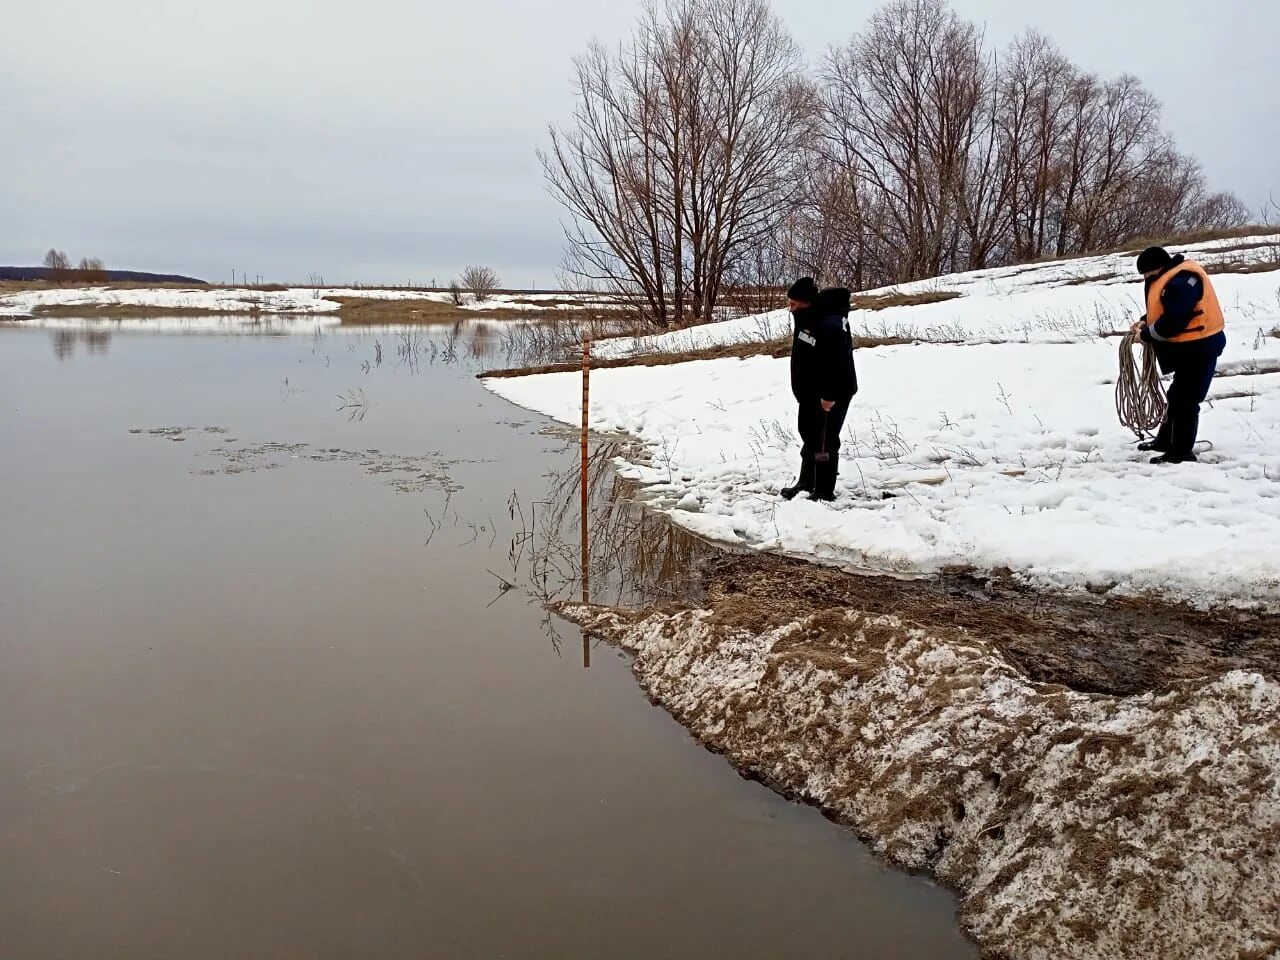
[460,265,500,302]
[997,32,1076,261]
[76,257,107,283]
[447,279,465,306]
[43,249,71,283]
[797,0,1247,291]
[819,0,1003,283]
[541,0,812,326]
[544,0,1247,312]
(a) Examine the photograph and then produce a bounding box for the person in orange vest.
[1129,246,1227,464]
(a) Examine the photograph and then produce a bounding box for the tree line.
[43,249,108,283]
[542,0,1252,326]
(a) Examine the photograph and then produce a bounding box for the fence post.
[580,335,591,668]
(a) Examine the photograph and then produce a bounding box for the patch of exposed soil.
[557,549,1280,960]
[699,552,1280,696]
[332,296,613,326]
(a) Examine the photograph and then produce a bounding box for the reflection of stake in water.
[499,439,713,621]
[336,388,370,422]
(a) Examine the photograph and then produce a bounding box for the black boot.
[1138,419,1172,452]
[780,458,815,500]
[808,459,838,502]
[1152,410,1199,464]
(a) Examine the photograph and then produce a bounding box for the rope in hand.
[1115,330,1167,438]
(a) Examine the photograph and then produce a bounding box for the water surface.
[0,322,976,959]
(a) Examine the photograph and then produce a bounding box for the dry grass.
[852,289,961,310]
[333,296,618,326]
[1203,258,1280,276]
[0,279,203,293]
[480,331,920,379]
[332,297,470,325]
[1021,224,1279,267]
[696,552,1280,696]
[482,338,791,378]
[1064,272,1125,286]
[1216,359,1280,378]
[1125,224,1279,250]
[500,297,619,309]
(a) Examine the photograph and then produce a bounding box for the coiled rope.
[1115,331,1167,438]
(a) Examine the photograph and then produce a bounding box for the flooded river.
[0,322,976,959]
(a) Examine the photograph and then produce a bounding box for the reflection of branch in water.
[485,569,516,608]
[396,331,423,372]
[503,438,712,613]
[540,609,564,657]
[336,388,369,421]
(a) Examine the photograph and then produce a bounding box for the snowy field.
[0,286,341,317]
[489,241,1280,609]
[295,289,625,311]
[0,315,548,337]
[0,286,623,318]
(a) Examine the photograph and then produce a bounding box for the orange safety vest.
[1145,260,1225,343]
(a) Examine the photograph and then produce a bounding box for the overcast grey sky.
[2,0,1275,286]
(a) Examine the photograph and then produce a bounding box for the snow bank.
[561,601,1280,960]
[487,251,1280,608]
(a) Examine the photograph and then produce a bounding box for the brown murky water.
[0,322,977,959]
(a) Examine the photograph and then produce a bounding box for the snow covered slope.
[488,239,1280,609]
[595,233,1280,358]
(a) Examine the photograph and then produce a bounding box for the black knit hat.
[1136,246,1174,275]
[787,277,819,303]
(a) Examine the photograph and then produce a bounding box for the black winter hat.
[819,286,852,318]
[1136,246,1174,275]
[787,277,819,303]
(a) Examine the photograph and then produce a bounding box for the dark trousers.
[1154,337,1224,457]
[797,397,851,495]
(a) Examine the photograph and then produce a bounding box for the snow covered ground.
[595,233,1280,358]
[0,286,624,318]
[291,288,625,311]
[489,242,1280,609]
[0,286,342,317]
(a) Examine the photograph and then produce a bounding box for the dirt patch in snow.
[703,553,1280,696]
[556,554,1280,959]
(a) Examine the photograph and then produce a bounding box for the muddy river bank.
[0,323,978,959]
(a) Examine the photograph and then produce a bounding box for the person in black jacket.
[1129,246,1228,464]
[780,278,859,501]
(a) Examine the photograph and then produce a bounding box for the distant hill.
[0,267,207,284]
